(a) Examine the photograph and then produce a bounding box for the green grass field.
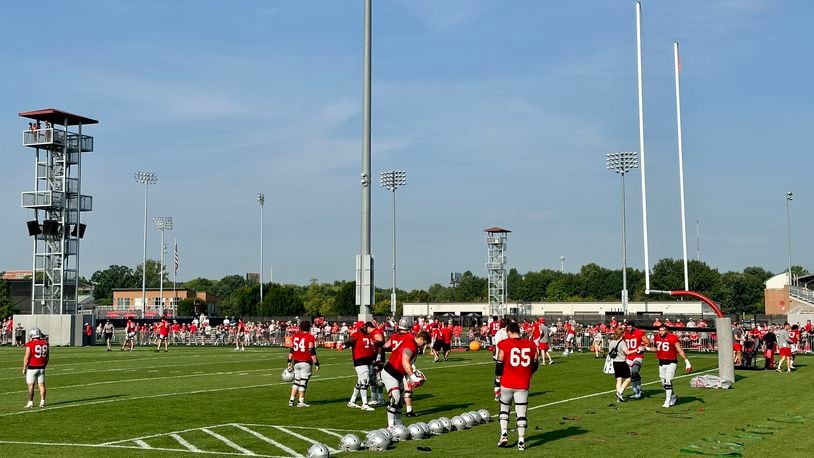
[0,344,812,457]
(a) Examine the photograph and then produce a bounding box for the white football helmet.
[462,413,478,428]
[416,422,430,436]
[451,415,467,430]
[438,417,453,432]
[411,370,427,388]
[428,419,445,435]
[398,316,413,329]
[408,424,425,440]
[375,428,393,444]
[307,443,331,458]
[339,434,361,451]
[391,425,410,442]
[281,368,295,382]
[365,432,389,451]
[28,327,42,339]
[478,409,491,423]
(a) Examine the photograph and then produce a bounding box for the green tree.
[133,259,164,289]
[212,275,247,299]
[333,281,358,316]
[90,265,138,300]
[177,298,201,316]
[228,284,260,317]
[457,271,487,302]
[427,283,453,303]
[259,284,305,317]
[546,274,580,301]
[0,275,18,318]
[303,282,336,315]
[183,277,215,293]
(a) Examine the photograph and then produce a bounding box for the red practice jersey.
[291,332,316,363]
[386,333,418,376]
[350,330,375,362]
[498,337,537,390]
[624,328,646,360]
[440,327,453,344]
[26,338,49,369]
[654,332,680,361]
[489,321,501,336]
[159,322,169,337]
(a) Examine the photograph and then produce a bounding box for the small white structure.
[403,301,706,318]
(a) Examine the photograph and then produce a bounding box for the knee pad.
[664,383,673,391]
[498,411,510,422]
[517,416,528,429]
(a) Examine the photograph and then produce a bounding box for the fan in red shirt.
[381,317,430,428]
[623,323,650,399]
[345,322,376,410]
[652,325,691,408]
[23,327,49,408]
[495,322,539,451]
[286,321,320,407]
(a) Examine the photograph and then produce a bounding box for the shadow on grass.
[49,394,124,406]
[674,396,704,406]
[310,397,355,406]
[418,402,474,417]
[525,426,588,448]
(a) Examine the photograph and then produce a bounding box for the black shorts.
[613,361,631,378]
[432,341,443,352]
[442,342,451,352]
[159,335,167,341]
[104,333,113,340]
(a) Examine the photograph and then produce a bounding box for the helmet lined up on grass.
[339,434,361,451]
[307,443,331,458]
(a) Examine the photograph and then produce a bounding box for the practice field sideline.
[1,346,812,456]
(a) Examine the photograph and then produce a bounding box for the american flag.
[174,240,180,274]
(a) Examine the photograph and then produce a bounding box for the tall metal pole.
[159,229,165,317]
[696,219,701,261]
[786,192,793,286]
[674,41,690,291]
[258,193,265,303]
[141,182,149,316]
[560,256,565,273]
[621,172,629,314]
[135,171,157,317]
[391,187,397,317]
[357,0,374,320]
[173,237,177,307]
[635,1,652,293]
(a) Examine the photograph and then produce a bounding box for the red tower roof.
[483,227,511,233]
[19,108,98,126]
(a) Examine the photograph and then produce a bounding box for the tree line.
[87,259,810,317]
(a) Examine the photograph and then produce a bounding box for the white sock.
[350,389,359,403]
[361,391,368,405]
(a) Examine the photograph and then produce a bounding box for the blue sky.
[1,0,811,290]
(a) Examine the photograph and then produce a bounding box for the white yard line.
[134,439,152,449]
[317,429,345,439]
[240,424,367,434]
[272,427,337,454]
[201,428,257,456]
[526,367,717,412]
[170,433,203,452]
[103,423,237,445]
[0,361,491,418]
[232,424,304,458]
[0,440,279,456]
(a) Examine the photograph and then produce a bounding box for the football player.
[23,327,49,408]
[495,322,539,451]
[623,322,650,399]
[346,321,375,411]
[775,323,793,373]
[121,318,137,352]
[651,325,692,408]
[102,320,115,351]
[492,318,510,400]
[381,317,429,428]
[562,320,576,356]
[234,318,246,352]
[430,323,444,362]
[533,318,553,365]
[288,320,320,407]
[368,321,386,406]
[440,322,453,361]
[154,319,170,353]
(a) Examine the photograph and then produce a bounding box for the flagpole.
[674,41,689,291]
[635,1,651,293]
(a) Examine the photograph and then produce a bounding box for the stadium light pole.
[134,171,158,317]
[153,217,173,317]
[559,256,565,273]
[380,170,406,317]
[786,191,793,287]
[356,0,374,321]
[258,193,265,304]
[607,152,639,315]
